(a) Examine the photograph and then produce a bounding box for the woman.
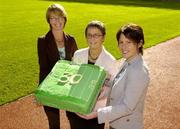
[37,4,78,129]
[66,20,116,129]
[97,23,150,129]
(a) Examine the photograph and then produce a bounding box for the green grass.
[0,0,180,105]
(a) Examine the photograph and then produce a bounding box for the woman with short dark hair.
[96,23,150,129]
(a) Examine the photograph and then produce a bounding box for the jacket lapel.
[95,47,105,66]
[46,31,59,61]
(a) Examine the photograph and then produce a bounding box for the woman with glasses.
[66,20,116,129]
[37,4,78,129]
[96,23,150,129]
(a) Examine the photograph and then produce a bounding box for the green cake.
[35,60,107,114]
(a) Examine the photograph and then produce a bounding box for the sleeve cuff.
[97,106,112,124]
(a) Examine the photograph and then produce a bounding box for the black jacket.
[37,31,78,83]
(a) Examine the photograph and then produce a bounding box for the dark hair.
[46,4,67,26]
[116,23,145,55]
[85,20,106,36]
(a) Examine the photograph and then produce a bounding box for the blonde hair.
[46,4,67,25]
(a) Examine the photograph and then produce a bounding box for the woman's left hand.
[76,111,97,120]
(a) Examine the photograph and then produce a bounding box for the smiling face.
[118,33,141,62]
[49,12,65,31]
[116,24,145,61]
[86,27,105,49]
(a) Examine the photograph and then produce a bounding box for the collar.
[86,46,106,65]
[125,54,142,66]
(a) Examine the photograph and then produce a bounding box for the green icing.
[35,60,106,114]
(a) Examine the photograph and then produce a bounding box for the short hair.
[116,23,145,55]
[85,20,106,36]
[46,4,67,25]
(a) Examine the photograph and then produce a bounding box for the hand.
[93,98,107,112]
[76,112,97,120]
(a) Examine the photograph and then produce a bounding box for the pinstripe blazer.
[97,55,150,129]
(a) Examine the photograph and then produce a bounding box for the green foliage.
[0,0,180,105]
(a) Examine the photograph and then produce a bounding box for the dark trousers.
[66,112,104,129]
[44,106,60,129]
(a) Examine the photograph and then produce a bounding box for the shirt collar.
[125,54,142,66]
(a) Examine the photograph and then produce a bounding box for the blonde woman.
[37,4,78,129]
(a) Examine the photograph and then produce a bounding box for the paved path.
[143,37,180,129]
[0,37,180,129]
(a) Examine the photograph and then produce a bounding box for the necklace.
[88,51,98,61]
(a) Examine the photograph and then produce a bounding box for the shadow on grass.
[42,0,180,10]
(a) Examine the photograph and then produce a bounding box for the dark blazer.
[37,30,78,83]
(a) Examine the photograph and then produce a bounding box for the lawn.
[0,0,180,105]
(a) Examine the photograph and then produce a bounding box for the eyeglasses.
[49,16,64,22]
[86,34,103,39]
